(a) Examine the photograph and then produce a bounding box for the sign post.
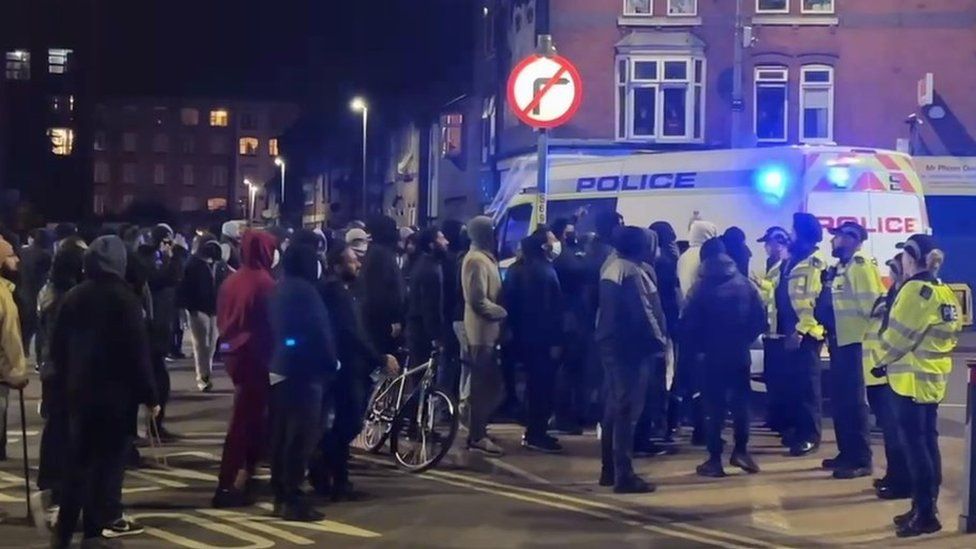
[507,39,582,228]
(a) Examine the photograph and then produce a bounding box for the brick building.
[92,98,299,219]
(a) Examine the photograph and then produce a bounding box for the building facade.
[92,98,299,220]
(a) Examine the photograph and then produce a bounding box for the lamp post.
[274,156,286,221]
[351,97,368,216]
[244,178,257,222]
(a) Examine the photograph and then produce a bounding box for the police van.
[488,145,929,274]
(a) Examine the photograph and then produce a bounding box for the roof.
[615,31,706,54]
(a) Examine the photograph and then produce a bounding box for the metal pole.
[535,25,553,228]
[731,0,744,148]
[362,108,368,217]
[18,388,31,519]
[280,162,286,222]
[960,359,976,532]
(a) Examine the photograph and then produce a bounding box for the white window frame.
[48,48,72,74]
[800,0,834,14]
[615,55,705,143]
[623,0,653,16]
[5,50,30,81]
[753,66,789,143]
[667,0,698,17]
[799,64,834,144]
[756,0,789,14]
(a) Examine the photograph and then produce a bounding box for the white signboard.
[918,156,976,196]
[507,54,583,129]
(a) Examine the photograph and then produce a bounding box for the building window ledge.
[618,15,703,27]
[615,138,706,145]
[751,15,839,26]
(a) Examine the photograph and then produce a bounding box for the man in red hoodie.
[213,230,278,507]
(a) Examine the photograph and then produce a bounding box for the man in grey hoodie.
[460,216,508,457]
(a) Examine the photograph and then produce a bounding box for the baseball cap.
[757,226,789,245]
[828,221,868,242]
[896,234,938,262]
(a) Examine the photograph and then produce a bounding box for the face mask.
[271,249,281,269]
[547,241,562,262]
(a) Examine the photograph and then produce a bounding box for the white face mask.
[271,249,281,269]
[547,241,562,262]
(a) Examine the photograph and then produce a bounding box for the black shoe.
[548,419,583,436]
[633,441,668,458]
[599,468,614,487]
[212,489,252,509]
[872,477,887,489]
[730,452,760,474]
[280,502,325,522]
[896,514,942,538]
[876,485,913,500]
[696,458,726,478]
[833,466,872,480]
[522,435,564,454]
[614,475,656,494]
[821,456,845,470]
[789,441,818,457]
[893,506,917,527]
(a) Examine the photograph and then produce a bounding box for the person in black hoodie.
[141,225,181,440]
[682,238,767,478]
[358,215,406,355]
[268,244,338,522]
[406,226,449,370]
[52,236,158,548]
[721,226,753,277]
[550,218,589,435]
[437,220,465,398]
[313,242,399,498]
[650,222,682,442]
[503,229,565,453]
[181,236,222,392]
[19,228,54,361]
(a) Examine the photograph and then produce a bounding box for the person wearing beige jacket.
[461,216,508,457]
[0,236,28,465]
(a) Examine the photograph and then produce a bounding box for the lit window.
[5,50,30,80]
[212,166,229,187]
[800,65,834,143]
[48,49,72,74]
[93,194,107,216]
[440,114,463,158]
[122,132,137,153]
[239,137,259,156]
[241,113,257,130]
[181,136,196,154]
[181,108,199,126]
[269,138,279,157]
[48,128,75,155]
[802,0,833,13]
[94,132,107,152]
[207,198,228,211]
[183,165,195,186]
[49,95,74,115]
[757,0,788,13]
[152,134,169,153]
[668,0,697,16]
[153,164,165,186]
[94,162,110,183]
[754,66,789,142]
[615,56,705,141]
[211,137,229,155]
[210,109,229,127]
[180,196,198,212]
[481,96,496,163]
[623,0,652,16]
[122,163,136,184]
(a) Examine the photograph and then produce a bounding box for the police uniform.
[876,235,961,536]
[825,224,885,476]
[755,227,789,434]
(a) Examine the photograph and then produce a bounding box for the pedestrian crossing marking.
[129,470,189,488]
[132,512,275,549]
[199,510,315,545]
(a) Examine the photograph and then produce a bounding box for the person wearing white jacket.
[677,219,719,301]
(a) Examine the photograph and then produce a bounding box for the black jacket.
[357,243,405,353]
[180,255,218,315]
[595,255,667,361]
[51,274,157,414]
[682,254,767,368]
[553,244,590,335]
[270,274,338,384]
[319,278,384,381]
[406,253,445,343]
[502,257,564,350]
[141,246,182,353]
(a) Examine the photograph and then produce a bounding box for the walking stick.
[18,387,31,519]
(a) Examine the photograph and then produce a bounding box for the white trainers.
[102,515,145,539]
[467,437,504,457]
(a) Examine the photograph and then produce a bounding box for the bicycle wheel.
[362,379,397,453]
[391,389,458,473]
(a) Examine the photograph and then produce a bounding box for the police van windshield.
[497,203,532,261]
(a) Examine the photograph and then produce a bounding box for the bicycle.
[362,349,459,473]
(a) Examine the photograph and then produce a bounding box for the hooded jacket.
[51,236,156,413]
[502,234,564,351]
[358,215,406,353]
[406,250,445,345]
[681,252,768,368]
[217,231,278,378]
[0,237,27,387]
[180,240,221,315]
[461,216,507,346]
[677,219,718,302]
[650,221,681,332]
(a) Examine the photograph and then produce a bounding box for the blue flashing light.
[285,338,297,348]
[755,166,789,205]
[826,166,851,188]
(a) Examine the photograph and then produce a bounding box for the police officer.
[821,222,884,479]
[752,227,790,435]
[773,213,826,457]
[873,234,961,537]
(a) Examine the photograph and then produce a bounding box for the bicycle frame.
[372,352,439,420]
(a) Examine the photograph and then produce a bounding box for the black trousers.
[702,362,751,458]
[763,338,789,432]
[37,391,68,502]
[436,325,462,399]
[316,371,367,487]
[56,410,129,544]
[666,339,703,436]
[523,345,558,440]
[152,352,171,427]
[828,342,872,468]
[599,346,651,483]
[553,329,589,430]
[894,395,942,517]
[270,379,327,506]
[866,385,910,490]
[634,355,668,443]
[784,337,823,446]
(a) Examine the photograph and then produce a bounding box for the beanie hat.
[700,237,727,262]
[84,235,127,279]
[792,212,823,244]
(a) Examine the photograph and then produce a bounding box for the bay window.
[754,66,788,142]
[616,55,705,142]
[800,65,834,143]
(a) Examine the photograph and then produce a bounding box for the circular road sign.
[507,53,583,129]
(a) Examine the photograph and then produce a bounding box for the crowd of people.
[0,204,962,544]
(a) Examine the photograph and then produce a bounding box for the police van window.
[497,204,532,261]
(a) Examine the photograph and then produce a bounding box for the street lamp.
[350,97,368,216]
[244,178,257,222]
[274,156,286,221]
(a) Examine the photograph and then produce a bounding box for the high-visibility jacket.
[771,253,826,340]
[879,276,961,403]
[831,250,885,347]
[862,297,886,387]
[757,260,782,335]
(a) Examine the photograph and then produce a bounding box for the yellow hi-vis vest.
[879,279,961,403]
[831,250,886,347]
[757,260,782,335]
[862,300,886,387]
[770,254,826,340]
